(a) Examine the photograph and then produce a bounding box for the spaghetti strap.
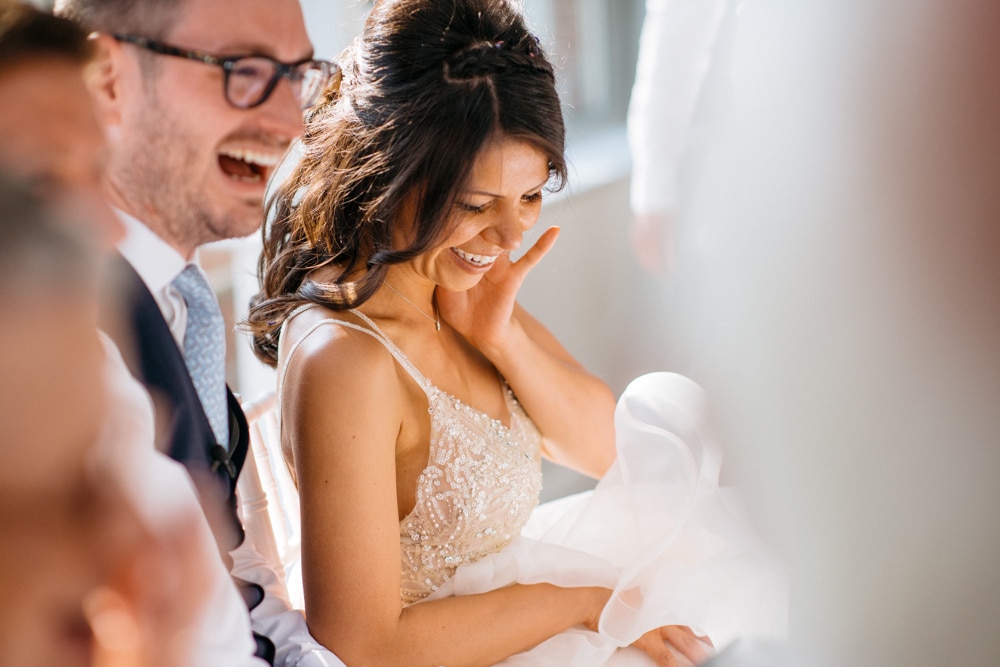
[277,306,433,407]
[345,309,434,391]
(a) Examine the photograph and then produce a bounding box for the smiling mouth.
[217,148,282,184]
[452,248,499,267]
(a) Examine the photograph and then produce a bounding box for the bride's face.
[407,137,551,291]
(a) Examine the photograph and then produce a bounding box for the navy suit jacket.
[103,255,274,663]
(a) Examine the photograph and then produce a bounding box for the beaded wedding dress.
[281,309,787,665]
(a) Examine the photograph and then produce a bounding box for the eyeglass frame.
[111,33,337,110]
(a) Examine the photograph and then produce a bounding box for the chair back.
[238,392,304,608]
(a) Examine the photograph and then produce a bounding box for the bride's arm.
[438,226,618,478]
[281,325,612,666]
[491,302,617,478]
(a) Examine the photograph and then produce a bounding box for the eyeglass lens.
[226,58,330,109]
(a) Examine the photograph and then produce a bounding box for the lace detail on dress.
[279,307,544,606]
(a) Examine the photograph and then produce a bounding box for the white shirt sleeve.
[231,529,346,667]
[628,0,729,216]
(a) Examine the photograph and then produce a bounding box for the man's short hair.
[0,1,92,70]
[53,0,182,40]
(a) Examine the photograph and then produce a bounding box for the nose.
[490,205,529,252]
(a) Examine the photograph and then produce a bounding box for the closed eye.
[522,191,544,204]
[457,201,489,214]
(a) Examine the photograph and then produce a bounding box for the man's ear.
[84,32,126,127]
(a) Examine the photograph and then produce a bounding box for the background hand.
[629,213,675,276]
[437,226,560,358]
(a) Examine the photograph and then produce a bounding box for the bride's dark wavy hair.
[246,0,566,367]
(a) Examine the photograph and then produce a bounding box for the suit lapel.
[101,254,250,553]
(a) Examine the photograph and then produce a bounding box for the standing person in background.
[626,0,727,275]
[53,0,343,664]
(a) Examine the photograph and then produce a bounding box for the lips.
[217,147,283,184]
[452,248,499,267]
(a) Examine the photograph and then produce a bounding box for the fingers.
[510,225,560,275]
[632,628,678,667]
[662,625,712,665]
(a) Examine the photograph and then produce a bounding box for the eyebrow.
[464,177,550,199]
[213,41,315,62]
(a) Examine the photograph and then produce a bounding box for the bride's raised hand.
[437,226,559,357]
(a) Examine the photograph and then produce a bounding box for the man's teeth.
[453,248,498,266]
[219,148,282,169]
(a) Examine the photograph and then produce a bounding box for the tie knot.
[172,264,216,311]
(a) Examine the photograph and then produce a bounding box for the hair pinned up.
[247,0,566,366]
[443,38,549,82]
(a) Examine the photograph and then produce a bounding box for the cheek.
[138,84,226,156]
[521,204,543,230]
[0,510,101,601]
[438,218,484,249]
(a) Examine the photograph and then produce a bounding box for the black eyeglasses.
[112,33,337,110]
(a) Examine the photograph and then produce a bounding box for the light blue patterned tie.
[172,264,229,447]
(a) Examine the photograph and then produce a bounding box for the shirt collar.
[116,208,200,292]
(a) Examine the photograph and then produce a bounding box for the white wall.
[299,0,369,60]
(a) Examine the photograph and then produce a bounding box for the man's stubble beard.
[116,105,257,255]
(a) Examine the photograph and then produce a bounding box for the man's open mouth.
[218,148,282,183]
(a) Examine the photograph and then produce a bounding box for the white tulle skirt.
[424,372,788,665]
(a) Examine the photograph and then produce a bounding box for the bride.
[247,0,786,664]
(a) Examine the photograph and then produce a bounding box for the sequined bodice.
[399,372,543,604]
[280,308,544,606]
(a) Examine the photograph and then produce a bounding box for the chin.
[211,205,266,241]
[444,276,486,294]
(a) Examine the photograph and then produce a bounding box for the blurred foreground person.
[0,176,141,667]
[2,4,292,665]
[0,0,115,241]
[672,2,1000,665]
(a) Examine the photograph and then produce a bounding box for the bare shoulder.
[278,308,404,442]
[280,308,396,393]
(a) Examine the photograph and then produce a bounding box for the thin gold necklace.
[384,282,440,331]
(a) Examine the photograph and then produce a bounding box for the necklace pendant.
[385,281,442,333]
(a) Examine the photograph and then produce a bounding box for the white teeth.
[219,148,282,168]
[453,248,498,266]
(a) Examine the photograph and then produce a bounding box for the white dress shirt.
[114,211,345,667]
[116,210,193,347]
